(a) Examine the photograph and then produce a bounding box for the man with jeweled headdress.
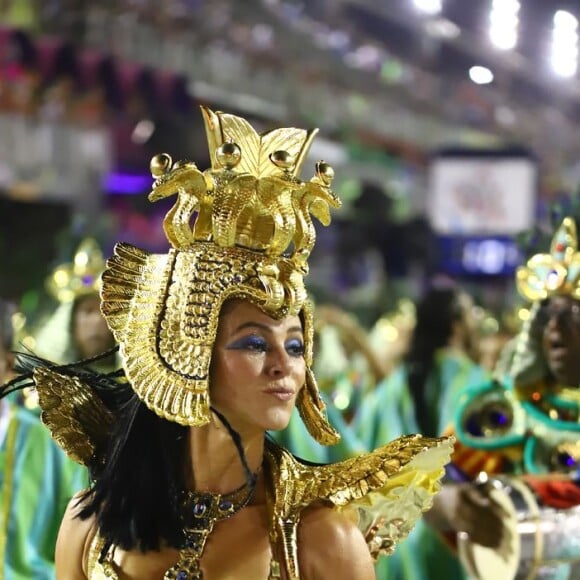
[450,217,580,579]
[2,108,453,579]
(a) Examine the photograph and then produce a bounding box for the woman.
[17,238,116,411]
[56,299,378,578]
[35,238,116,367]
[3,108,452,579]
[356,286,487,446]
[354,286,489,580]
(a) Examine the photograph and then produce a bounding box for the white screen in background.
[429,157,536,235]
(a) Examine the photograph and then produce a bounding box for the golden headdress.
[100,107,342,444]
[46,238,106,303]
[516,217,580,302]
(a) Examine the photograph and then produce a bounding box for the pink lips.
[263,388,295,401]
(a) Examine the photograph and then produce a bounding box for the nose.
[265,345,293,377]
[546,308,568,331]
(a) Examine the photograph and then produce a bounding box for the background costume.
[0,399,86,579]
[356,345,488,579]
[453,217,580,579]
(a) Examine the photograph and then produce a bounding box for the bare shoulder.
[298,503,375,580]
[56,491,96,579]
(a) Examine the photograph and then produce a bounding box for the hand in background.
[426,482,507,549]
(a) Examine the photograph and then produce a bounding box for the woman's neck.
[186,416,265,494]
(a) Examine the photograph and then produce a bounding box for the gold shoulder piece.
[266,435,453,568]
[33,367,115,466]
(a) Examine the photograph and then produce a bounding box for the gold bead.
[270,150,294,170]
[150,153,173,178]
[173,159,196,170]
[315,161,334,185]
[216,142,241,169]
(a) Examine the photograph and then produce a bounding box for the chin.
[262,408,294,432]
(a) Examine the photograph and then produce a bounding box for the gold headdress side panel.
[100,107,341,442]
[516,217,580,301]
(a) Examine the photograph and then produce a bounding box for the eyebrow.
[233,321,303,335]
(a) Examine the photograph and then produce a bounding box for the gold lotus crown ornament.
[516,217,580,302]
[46,238,106,303]
[100,107,342,444]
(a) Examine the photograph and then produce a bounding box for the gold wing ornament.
[33,367,115,466]
[265,435,454,578]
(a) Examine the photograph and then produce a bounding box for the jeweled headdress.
[516,217,580,302]
[101,107,342,444]
[46,238,106,303]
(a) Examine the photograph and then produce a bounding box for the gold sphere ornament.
[269,150,294,170]
[216,142,241,169]
[150,153,173,178]
[315,161,334,186]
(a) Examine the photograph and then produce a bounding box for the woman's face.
[73,295,115,359]
[210,300,306,435]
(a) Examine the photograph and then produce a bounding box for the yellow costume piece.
[28,108,452,579]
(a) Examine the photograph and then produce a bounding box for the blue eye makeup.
[226,335,305,356]
[285,338,305,357]
[227,335,268,352]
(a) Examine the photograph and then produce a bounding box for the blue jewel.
[192,502,207,517]
[558,452,577,468]
[465,414,484,436]
[490,410,508,426]
[219,499,233,511]
[176,572,188,580]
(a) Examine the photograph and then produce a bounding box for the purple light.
[104,173,152,195]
